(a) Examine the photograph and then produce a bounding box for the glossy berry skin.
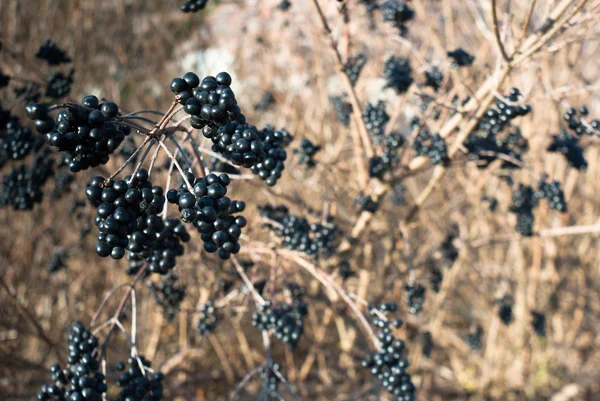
[36,323,106,401]
[169,173,245,259]
[362,314,416,401]
[24,95,129,173]
[252,296,308,348]
[170,77,188,94]
[183,71,200,88]
[25,103,49,120]
[86,169,168,261]
[176,72,245,129]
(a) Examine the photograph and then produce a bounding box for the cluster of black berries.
[252,298,308,348]
[344,53,367,86]
[115,356,164,401]
[196,300,220,336]
[0,71,10,88]
[448,48,475,67]
[172,72,245,130]
[537,178,567,212]
[36,40,72,65]
[497,295,514,325]
[531,311,546,337]
[13,82,42,104]
[422,331,434,358]
[293,138,321,169]
[564,106,600,137]
[249,125,292,185]
[0,118,42,167]
[37,323,106,401]
[483,89,532,134]
[405,282,426,315]
[465,326,483,351]
[45,68,75,99]
[390,184,406,206]
[467,125,530,170]
[381,1,414,35]
[126,218,190,275]
[355,194,379,213]
[258,204,337,259]
[363,100,390,141]
[424,67,444,91]
[180,0,209,12]
[547,130,588,170]
[439,233,459,265]
[508,184,539,236]
[0,149,54,211]
[362,317,415,401]
[277,0,292,11]
[167,172,246,259]
[48,251,68,273]
[371,131,405,179]
[51,164,75,199]
[85,169,166,260]
[260,363,283,395]
[382,56,413,94]
[208,122,291,186]
[465,88,532,167]
[429,263,443,293]
[254,91,276,111]
[148,274,186,320]
[413,130,448,165]
[481,195,498,211]
[27,96,129,172]
[337,260,356,280]
[330,95,353,127]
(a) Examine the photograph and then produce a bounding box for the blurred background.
[1,0,599,400]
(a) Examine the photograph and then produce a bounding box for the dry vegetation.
[1,0,600,400]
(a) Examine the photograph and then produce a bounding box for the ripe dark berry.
[344,53,367,86]
[35,39,71,65]
[382,56,413,94]
[448,48,475,67]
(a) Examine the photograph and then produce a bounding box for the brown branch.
[491,0,512,62]
[0,276,63,364]
[309,0,373,187]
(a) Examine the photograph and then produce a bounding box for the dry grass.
[1,0,600,400]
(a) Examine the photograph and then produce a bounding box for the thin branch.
[491,0,512,62]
